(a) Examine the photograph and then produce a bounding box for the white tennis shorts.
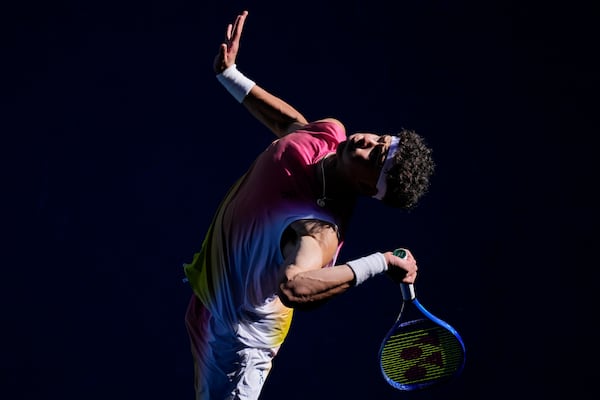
[186,295,275,400]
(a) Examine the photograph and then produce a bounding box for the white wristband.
[346,252,388,285]
[216,64,256,103]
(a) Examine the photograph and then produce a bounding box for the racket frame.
[378,282,466,391]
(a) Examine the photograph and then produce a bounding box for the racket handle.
[393,249,416,300]
[400,283,416,301]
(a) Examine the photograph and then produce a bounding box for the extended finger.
[225,23,233,41]
[232,11,248,41]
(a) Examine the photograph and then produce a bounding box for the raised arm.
[213,10,308,137]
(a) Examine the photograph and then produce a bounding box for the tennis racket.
[378,248,466,391]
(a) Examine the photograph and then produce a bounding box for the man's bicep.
[282,219,339,274]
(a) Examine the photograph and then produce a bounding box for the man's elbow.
[278,282,321,310]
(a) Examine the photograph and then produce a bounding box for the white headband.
[372,136,399,200]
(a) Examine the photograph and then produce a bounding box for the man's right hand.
[384,248,418,285]
[213,10,248,74]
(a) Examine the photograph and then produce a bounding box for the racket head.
[378,299,466,391]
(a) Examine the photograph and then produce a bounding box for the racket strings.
[380,322,464,388]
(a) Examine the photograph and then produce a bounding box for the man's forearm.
[242,85,308,137]
[278,265,356,310]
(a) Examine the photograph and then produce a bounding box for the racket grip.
[400,283,415,301]
[394,249,415,300]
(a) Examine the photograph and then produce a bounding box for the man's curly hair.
[381,129,435,210]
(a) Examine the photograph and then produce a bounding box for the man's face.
[337,133,392,195]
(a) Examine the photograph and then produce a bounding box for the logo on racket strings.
[380,325,463,384]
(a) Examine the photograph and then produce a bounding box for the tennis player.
[183,10,436,399]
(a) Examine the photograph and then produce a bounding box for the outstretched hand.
[213,10,249,74]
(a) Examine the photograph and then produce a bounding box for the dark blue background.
[3,0,598,399]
